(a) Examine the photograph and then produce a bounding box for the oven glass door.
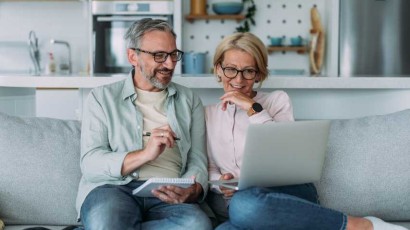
[93,15,170,74]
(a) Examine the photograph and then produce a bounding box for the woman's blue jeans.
[80,181,212,230]
[216,183,347,230]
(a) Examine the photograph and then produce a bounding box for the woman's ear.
[214,64,222,82]
[255,75,261,83]
[215,64,222,75]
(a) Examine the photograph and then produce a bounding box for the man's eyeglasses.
[220,64,258,80]
[131,48,184,63]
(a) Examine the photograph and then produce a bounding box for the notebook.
[132,178,194,197]
[209,120,330,190]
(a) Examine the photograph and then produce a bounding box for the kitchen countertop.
[2,74,410,89]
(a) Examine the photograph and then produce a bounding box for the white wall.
[0,1,89,75]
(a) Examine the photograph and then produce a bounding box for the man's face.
[130,30,178,91]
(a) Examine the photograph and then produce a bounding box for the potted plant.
[236,0,256,32]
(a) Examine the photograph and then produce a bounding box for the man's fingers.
[152,186,186,204]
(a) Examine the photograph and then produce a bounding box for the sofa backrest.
[0,112,81,226]
[316,109,410,221]
[2,108,410,225]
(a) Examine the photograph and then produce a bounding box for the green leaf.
[236,0,256,33]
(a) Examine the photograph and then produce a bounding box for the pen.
[143,131,180,141]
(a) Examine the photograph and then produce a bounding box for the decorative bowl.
[270,37,283,46]
[212,2,244,15]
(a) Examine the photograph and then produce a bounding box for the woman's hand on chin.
[220,91,255,111]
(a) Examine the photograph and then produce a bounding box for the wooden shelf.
[267,46,308,54]
[185,14,245,23]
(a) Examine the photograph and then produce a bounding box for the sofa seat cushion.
[0,112,81,226]
[317,109,410,221]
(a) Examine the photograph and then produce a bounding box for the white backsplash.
[182,0,327,74]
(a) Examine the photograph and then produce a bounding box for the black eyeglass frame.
[220,64,259,80]
[131,48,184,63]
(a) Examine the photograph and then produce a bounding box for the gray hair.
[124,18,176,49]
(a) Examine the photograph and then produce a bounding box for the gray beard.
[139,65,170,90]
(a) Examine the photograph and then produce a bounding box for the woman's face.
[217,49,259,97]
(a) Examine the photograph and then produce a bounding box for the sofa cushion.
[317,109,410,221]
[0,112,81,226]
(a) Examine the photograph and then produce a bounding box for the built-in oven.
[92,1,177,74]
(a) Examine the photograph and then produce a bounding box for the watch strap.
[247,106,257,117]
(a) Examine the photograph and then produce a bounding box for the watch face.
[253,103,263,112]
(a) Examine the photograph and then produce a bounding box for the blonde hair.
[213,32,268,84]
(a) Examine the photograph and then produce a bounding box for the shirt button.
[132,172,139,179]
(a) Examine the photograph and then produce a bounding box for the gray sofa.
[1,109,410,229]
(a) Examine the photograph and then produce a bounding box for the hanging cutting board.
[309,7,325,75]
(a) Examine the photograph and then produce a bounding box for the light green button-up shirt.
[75,73,208,217]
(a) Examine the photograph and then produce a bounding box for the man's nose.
[162,54,176,68]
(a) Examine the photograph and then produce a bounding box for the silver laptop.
[209,120,330,190]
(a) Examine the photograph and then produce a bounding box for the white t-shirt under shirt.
[134,87,182,180]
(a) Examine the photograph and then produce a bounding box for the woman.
[205,32,406,230]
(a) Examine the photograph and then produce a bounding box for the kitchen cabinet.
[36,88,80,120]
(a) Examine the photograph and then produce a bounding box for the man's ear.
[127,48,139,67]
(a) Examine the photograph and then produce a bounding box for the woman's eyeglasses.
[131,48,184,63]
[220,64,258,80]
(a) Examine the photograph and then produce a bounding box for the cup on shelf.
[190,0,207,15]
[183,52,207,74]
[270,37,283,46]
[290,36,303,46]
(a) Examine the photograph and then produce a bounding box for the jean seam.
[339,214,348,230]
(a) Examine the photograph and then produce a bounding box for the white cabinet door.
[36,88,80,120]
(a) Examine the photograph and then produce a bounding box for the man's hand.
[152,177,203,204]
[143,124,178,161]
[121,124,178,176]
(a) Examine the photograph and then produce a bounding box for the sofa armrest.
[316,109,410,221]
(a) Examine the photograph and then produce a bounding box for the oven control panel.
[93,1,174,15]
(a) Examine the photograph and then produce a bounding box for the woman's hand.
[220,91,254,111]
[219,173,236,198]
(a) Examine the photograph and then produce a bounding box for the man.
[75,18,212,230]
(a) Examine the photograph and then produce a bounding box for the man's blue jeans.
[80,180,212,230]
[216,184,347,230]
